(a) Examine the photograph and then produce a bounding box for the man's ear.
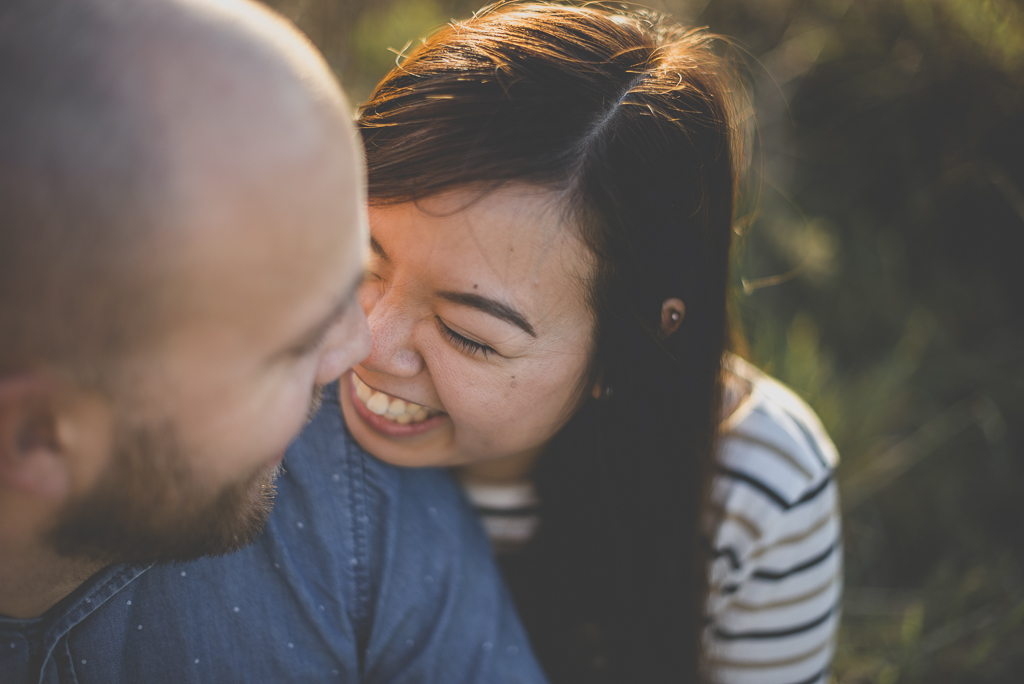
[0,376,72,500]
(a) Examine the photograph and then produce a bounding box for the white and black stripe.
[706,356,841,684]
[461,480,541,553]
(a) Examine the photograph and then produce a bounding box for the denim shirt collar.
[0,563,149,684]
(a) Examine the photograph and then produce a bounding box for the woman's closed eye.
[436,317,495,358]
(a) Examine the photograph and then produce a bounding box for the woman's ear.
[661,298,685,338]
[0,376,73,500]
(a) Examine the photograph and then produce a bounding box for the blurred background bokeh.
[258,0,1024,680]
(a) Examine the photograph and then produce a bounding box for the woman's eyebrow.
[437,290,537,338]
[370,236,389,261]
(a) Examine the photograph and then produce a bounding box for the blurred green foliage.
[261,0,1024,680]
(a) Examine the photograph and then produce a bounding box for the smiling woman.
[341,186,595,467]
[348,3,841,684]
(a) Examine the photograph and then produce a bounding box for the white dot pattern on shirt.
[297,522,304,529]
[33,456,546,679]
[332,474,340,482]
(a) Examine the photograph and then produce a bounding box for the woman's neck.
[458,367,755,488]
[456,446,543,486]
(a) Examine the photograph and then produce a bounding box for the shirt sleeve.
[705,386,843,684]
[353,450,549,684]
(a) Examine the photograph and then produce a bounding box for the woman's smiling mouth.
[348,372,448,437]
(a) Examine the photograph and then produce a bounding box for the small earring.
[602,386,614,400]
[661,298,685,337]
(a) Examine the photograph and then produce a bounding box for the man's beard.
[46,419,277,566]
[307,383,325,425]
[45,385,325,566]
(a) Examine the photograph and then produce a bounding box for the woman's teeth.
[353,374,435,424]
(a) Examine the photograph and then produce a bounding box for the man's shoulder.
[287,379,468,525]
[290,380,491,573]
[269,381,546,684]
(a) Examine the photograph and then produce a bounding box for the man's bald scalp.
[0,0,351,379]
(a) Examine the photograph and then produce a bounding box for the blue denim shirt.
[0,382,546,684]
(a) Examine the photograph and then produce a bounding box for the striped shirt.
[461,356,842,684]
[705,356,841,684]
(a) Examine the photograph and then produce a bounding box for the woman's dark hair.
[359,3,742,682]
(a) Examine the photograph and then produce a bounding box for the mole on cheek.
[510,374,517,389]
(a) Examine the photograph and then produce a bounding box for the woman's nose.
[360,287,424,378]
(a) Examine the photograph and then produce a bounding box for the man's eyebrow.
[436,291,537,338]
[287,271,364,356]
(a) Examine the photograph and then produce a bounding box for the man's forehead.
[77,0,363,327]
[147,147,363,356]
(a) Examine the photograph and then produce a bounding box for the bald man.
[0,1,545,682]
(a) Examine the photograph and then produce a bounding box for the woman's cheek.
[482,387,546,441]
[427,347,488,405]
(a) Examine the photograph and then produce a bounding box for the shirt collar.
[0,563,150,666]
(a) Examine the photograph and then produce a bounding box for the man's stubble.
[46,383,327,566]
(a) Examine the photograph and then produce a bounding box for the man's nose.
[314,306,372,385]
[359,291,424,378]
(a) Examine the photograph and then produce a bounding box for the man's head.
[0,0,370,566]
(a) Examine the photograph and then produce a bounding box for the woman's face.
[340,184,596,467]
